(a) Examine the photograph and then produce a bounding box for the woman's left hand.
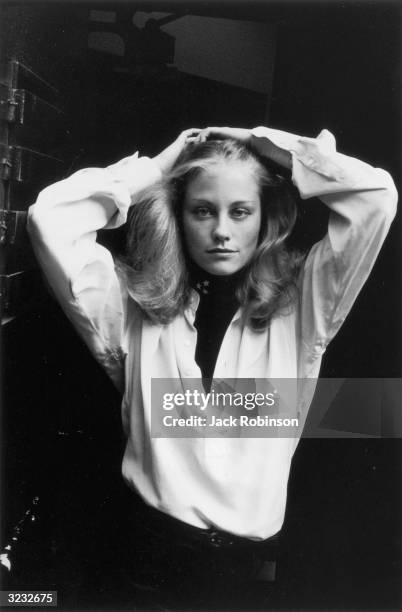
[195,126,292,169]
[194,127,252,144]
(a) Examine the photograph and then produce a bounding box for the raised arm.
[28,154,162,390]
[28,129,201,389]
[195,126,398,370]
[253,126,398,369]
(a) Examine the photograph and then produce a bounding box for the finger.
[195,129,210,143]
[182,128,202,138]
[179,128,203,145]
[185,136,199,144]
[198,127,228,143]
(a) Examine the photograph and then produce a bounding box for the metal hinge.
[0,146,13,180]
[1,82,64,126]
[0,84,22,123]
[0,143,63,182]
[0,209,27,245]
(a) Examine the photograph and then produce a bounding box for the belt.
[135,499,280,553]
[123,493,280,585]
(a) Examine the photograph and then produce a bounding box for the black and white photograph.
[1,0,401,610]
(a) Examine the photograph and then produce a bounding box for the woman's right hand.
[194,126,252,144]
[153,128,202,175]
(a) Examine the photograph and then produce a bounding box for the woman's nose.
[212,216,231,242]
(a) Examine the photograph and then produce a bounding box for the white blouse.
[28,127,397,540]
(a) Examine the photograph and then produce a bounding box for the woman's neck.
[188,260,246,297]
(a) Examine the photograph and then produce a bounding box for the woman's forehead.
[185,160,260,200]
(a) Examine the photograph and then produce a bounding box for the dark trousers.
[78,490,280,610]
[123,529,277,609]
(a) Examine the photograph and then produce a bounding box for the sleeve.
[251,126,398,365]
[27,153,162,391]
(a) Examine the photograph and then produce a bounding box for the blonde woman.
[28,125,397,608]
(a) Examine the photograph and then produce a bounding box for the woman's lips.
[206,248,237,253]
[206,249,237,259]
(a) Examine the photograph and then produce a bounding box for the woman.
[28,125,397,608]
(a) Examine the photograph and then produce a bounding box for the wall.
[88,9,276,95]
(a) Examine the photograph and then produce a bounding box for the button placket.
[183,329,199,377]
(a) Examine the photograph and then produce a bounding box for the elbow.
[27,203,41,240]
[386,183,398,221]
[377,170,398,222]
[27,204,41,240]
[27,202,51,245]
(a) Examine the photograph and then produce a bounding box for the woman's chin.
[199,261,242,276]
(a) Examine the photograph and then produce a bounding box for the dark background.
[1,1,401,609]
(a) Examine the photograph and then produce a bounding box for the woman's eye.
[194,207,213,217]
[231,208,250,219]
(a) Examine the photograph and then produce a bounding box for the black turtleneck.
[188,261,245,386]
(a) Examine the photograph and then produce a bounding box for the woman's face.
[182,161,261,276]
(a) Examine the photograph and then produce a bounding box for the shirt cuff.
[251,127,351,199]
[106,152,163,198]
[251,126,303,151]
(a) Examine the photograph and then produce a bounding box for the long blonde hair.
[119,138,304,330]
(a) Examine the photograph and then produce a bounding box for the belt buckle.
[207,530,231,548]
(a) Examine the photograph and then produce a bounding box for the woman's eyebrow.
[188,198,213,203]
[188,198,258,205]
[230,200,258,206]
